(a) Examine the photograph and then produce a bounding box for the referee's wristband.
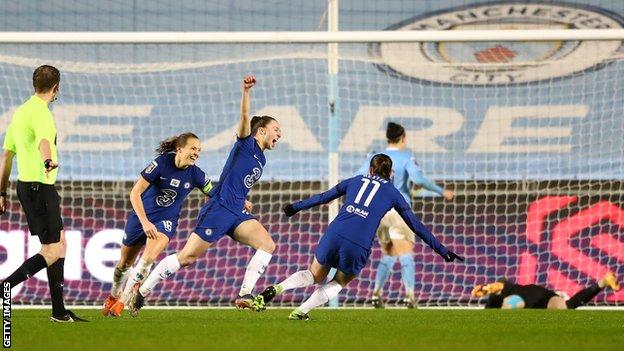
[44,159,53,170]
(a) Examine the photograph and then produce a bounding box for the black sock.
[566,284,602,309]
[46,258,66,316]
[3,254,47,287]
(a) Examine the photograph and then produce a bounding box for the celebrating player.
[128,75,281,316]
[254,154,463,320]
[357,122,454,308]
[102,132,213,316]
[472,272,620,309]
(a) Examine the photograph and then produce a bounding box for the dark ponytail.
[250,115,277,136]
[156,132,199,154]
[370,153,393,179]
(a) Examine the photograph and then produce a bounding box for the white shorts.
[376,209,415,244]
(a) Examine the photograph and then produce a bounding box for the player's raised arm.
[237,75,256,138]
[283,179,349,217]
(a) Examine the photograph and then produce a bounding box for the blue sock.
[399,254,415,297]
[374,255,396,294]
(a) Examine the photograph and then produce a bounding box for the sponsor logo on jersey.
[205,228,212,236]
[373,2,623,85]
[170,178,180,187]
[244,167,263,189]
[156,189,178,207]
[144,161,157,174]
[184,182,191,189]
[346,204,369,218]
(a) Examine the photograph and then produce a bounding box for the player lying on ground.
[253,154,464,320]
[357,122,455,308]
[102,133,213,316]
[127,76,282,316]
[472,272,620,309]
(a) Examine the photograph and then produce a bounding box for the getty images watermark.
[2,282,10,348]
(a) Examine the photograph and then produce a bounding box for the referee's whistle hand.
[44,161,59,177]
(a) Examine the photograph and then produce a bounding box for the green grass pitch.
[9,308,624,351]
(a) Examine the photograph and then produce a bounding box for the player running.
[357,122,454,308]
[254,154,463,320]
[472,272,620,309]
[102,133,213,316]
[128,75,281,316]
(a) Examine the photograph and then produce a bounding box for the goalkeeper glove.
[283,204,298,217]
[471,284,486,297]
[471,282,504,297]
[443,251,464,262]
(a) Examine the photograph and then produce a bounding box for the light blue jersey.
[357,148,443,206]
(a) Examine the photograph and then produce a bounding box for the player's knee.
[177,253,197,267]
[40,246,61,264]
[260,239,276,254]
[57,238,67,256]
[310,271,325,284]
[547,296,567,310]
[38,249,55,264]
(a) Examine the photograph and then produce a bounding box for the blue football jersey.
[357,148,443,206]
[138,152,211,221]
[292,174,448,256]
[209,135,266,213]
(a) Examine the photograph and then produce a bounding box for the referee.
[0,65,86,322]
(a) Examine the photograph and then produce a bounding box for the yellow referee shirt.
[2,96,58,184]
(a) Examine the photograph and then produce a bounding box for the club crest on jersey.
[170,178,180,187]
[244,167,262,189]
[144,161,157,174]
[372,2,623,85]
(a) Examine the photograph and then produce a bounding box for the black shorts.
[515,284,558,309]
[16,180,63,244]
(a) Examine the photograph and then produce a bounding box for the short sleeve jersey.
[326,175,413,248]
[208,135,266,213]
[2,96,58,184]
[356,148,443,206]
[139,152,211,221]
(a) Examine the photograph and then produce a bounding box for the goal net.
[0,32,622,306]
